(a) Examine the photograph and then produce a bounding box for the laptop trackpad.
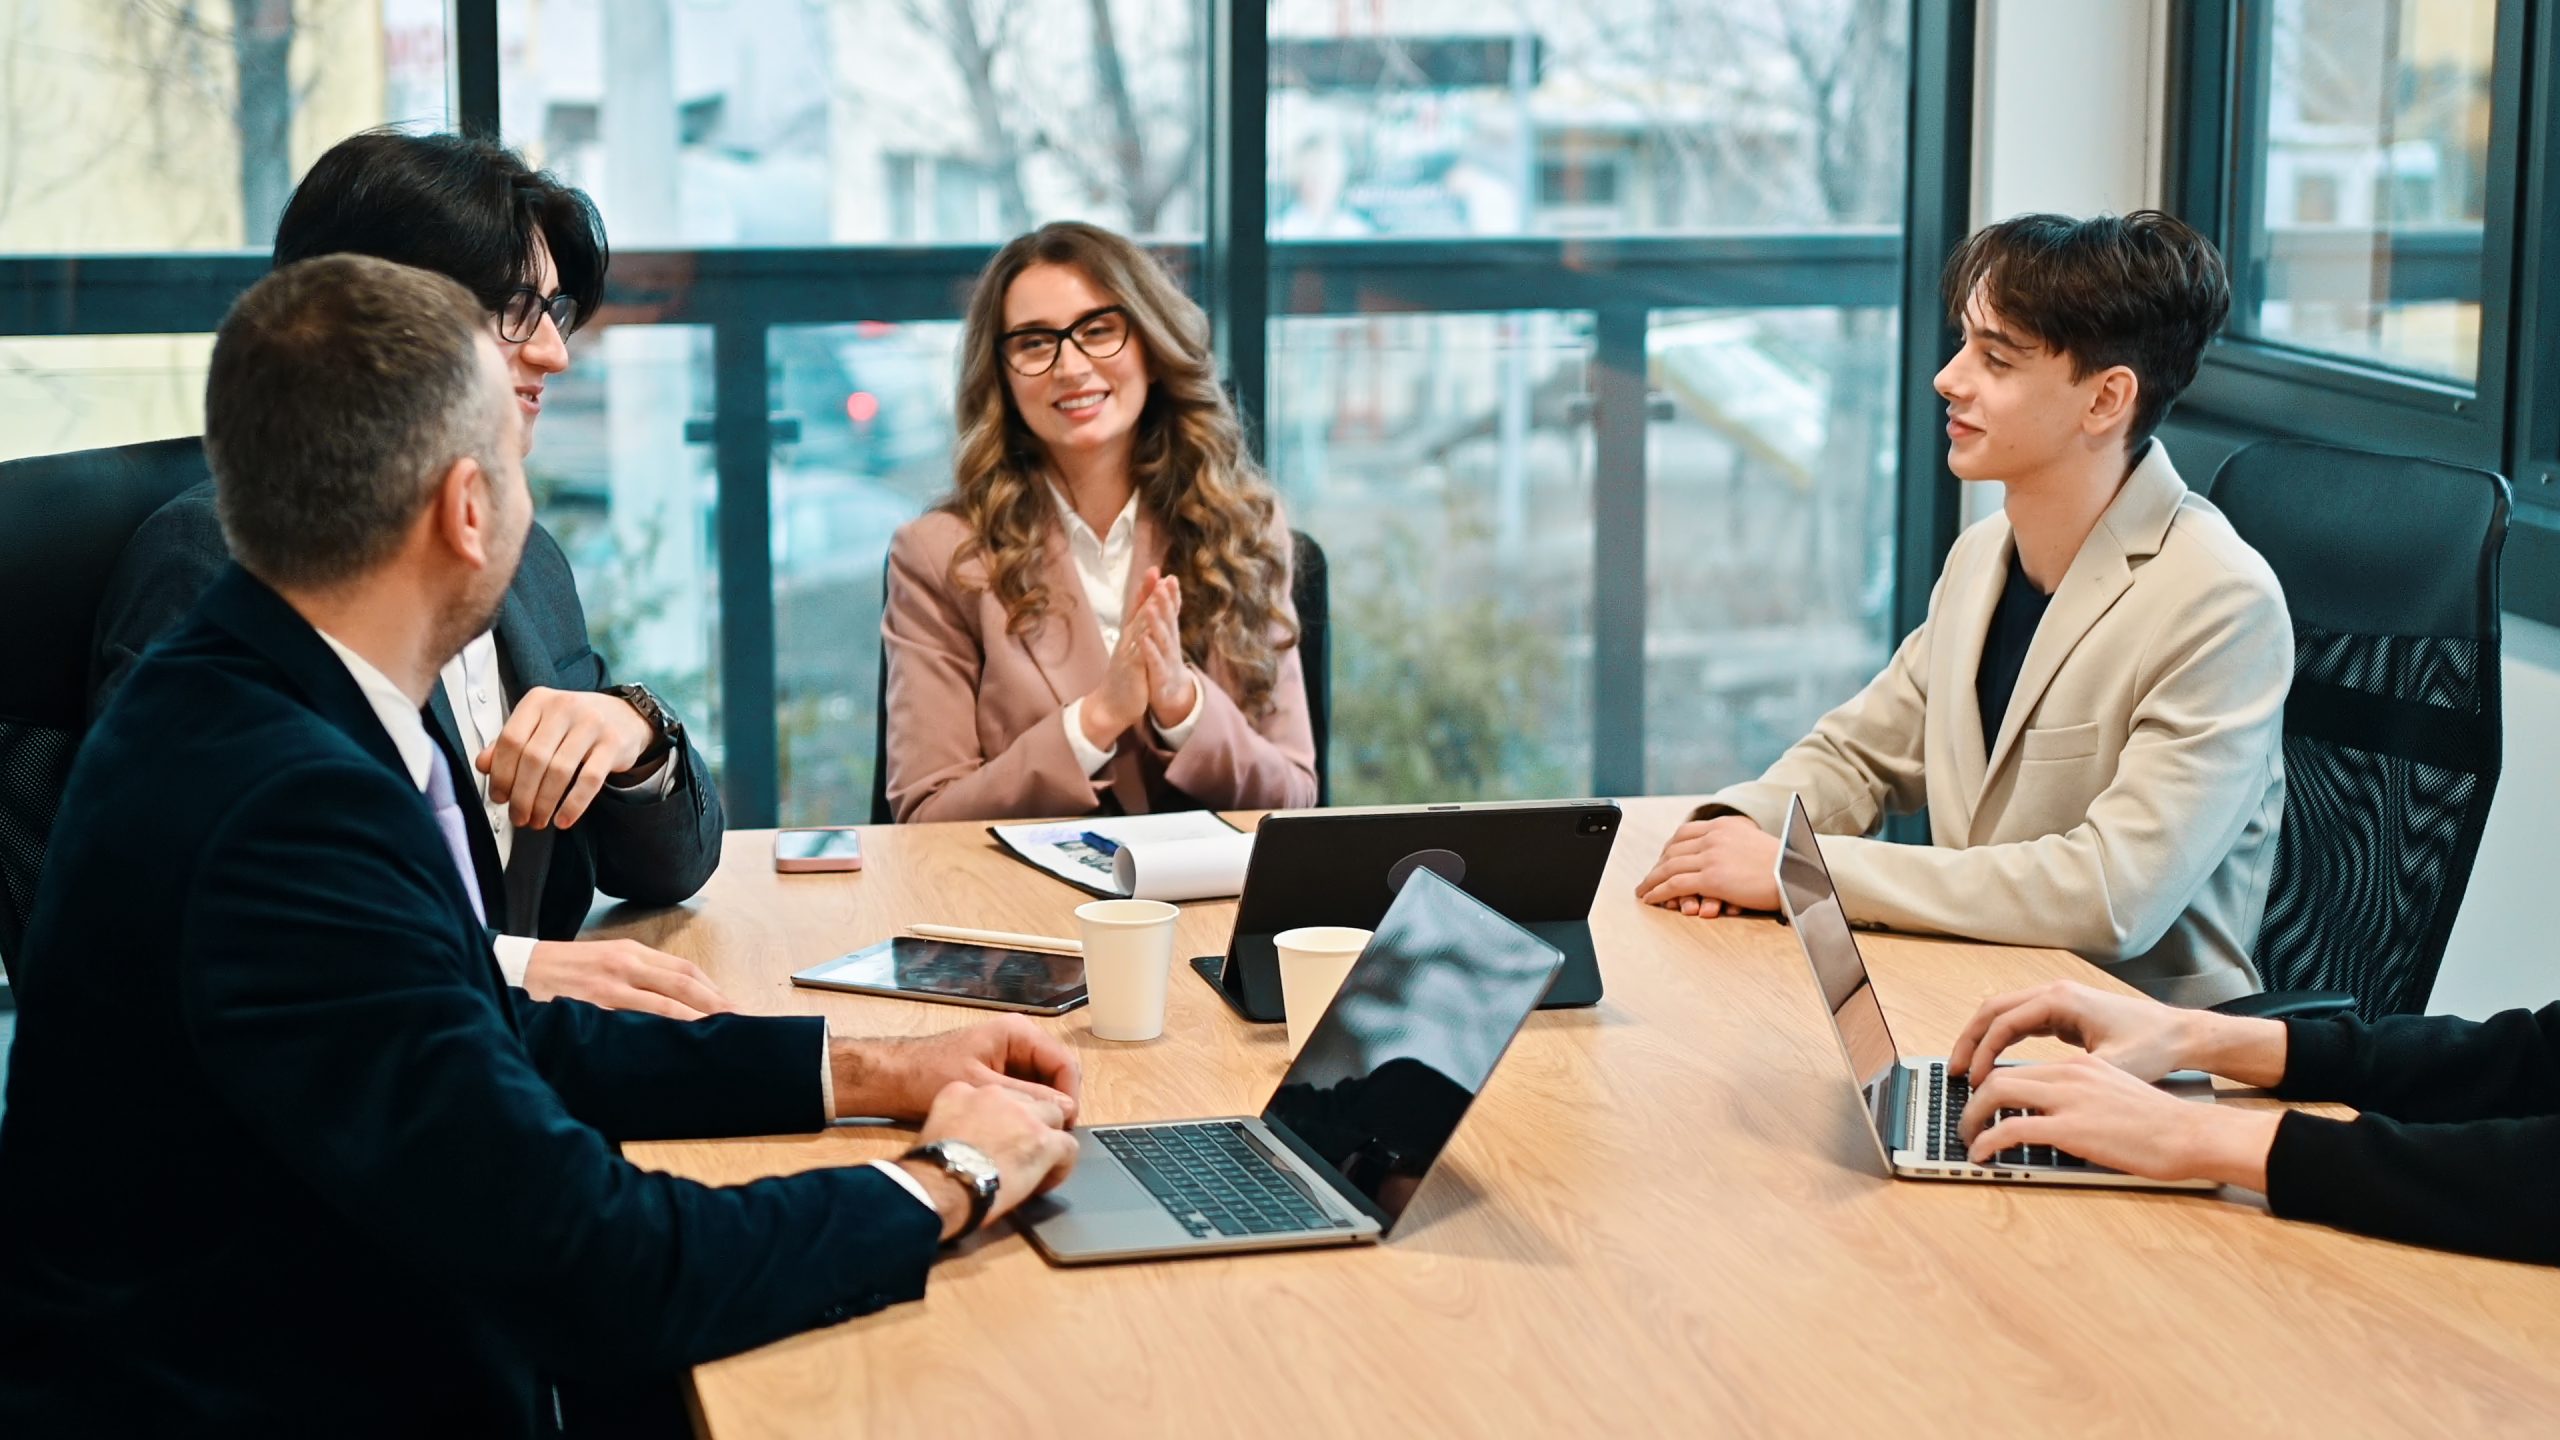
[1047,1140,1166,1215]
[1019,1129,1198,1255]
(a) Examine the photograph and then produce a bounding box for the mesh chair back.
[2206,441,2509,1020]
[865,527,1334,824]
[0,436,213,964]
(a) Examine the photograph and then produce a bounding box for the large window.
[2173,0,2560,621]
[1266,2,1910,799]
[0,1,450,462]
[2236,0,2497,382]
[2,0,1954,825]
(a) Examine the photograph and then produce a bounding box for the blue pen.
[1078,830,1121,857]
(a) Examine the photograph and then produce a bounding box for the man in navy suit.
[94,129,735,1019]
[0,255,1081,1436]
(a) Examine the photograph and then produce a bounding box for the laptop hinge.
[1256,1115,1395,1230]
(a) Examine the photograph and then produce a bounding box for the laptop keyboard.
[1924,1063,2091,1170]
[1097,1122,1354,1239]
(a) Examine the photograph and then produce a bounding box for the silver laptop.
[1021,866,1564,1263]
[1773,794,2217,1189]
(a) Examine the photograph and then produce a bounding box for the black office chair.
[865,528,1332,824]
[0,436,213,968]
[2201,440,2510,1024]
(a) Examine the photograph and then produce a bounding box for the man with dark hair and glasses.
[1638,211,2292,1008]
[90,129,732,1020]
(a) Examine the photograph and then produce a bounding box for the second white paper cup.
[1273,925,1372,1057]
[1076,898,1180,1041]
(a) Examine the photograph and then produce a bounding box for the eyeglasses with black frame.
[999,305,1132,377]
[498,286,581,344]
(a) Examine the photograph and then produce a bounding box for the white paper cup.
[1273,925,1373,1057]
[1076,898,1180,1041]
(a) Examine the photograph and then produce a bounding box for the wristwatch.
[604,682,682,766]
[901,1140,1002,1242]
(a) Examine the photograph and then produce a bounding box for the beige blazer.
[882,505,1319,823]
[1701,444,2290,1006]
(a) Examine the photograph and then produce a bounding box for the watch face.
[939,1141,1002,1193]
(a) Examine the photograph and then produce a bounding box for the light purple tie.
[423,743,488,926]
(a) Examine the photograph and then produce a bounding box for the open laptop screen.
[1262,868,1562,1230]
[1777,795,1901,1098]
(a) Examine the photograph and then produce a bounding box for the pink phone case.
[773,827,864,873]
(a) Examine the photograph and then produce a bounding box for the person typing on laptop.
[1636,211,2289,1008]
[1949,982,2559,1267]
[0,256,1081,1436]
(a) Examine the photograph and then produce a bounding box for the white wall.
[1974,0,2164,222]
[2429,620,2560,1018]
[1973,0,2547,1018]
[1962,0,2167,527]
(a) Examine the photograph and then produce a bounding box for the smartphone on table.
[773,827,864,873]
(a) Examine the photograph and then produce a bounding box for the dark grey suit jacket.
[91,468,725,942]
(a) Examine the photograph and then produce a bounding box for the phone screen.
[775,828,864,861]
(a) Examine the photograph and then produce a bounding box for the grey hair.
[207,253,505,590]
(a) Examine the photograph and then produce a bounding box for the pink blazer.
[881,504,1320,823]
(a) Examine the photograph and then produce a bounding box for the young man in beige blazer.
[1639,211,2289,1007]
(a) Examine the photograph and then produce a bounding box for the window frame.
[0,0,1976,823]
[2168,0,2529,479]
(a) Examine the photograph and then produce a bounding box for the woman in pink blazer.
[881,222,1318,823]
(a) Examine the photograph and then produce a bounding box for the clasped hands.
[1079,566,1198,752]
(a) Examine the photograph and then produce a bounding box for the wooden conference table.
[592,797,2560,1438]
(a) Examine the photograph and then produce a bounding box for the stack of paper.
[988,811,1254,901]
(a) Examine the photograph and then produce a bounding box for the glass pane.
[769,321,962,825]
[1643,307,1899,793]
[527,323,724,767]
[1269,1,1910,236]
[500,0,1204,245]
[0,335,210,462]
[2250,0,2496,381]
[0,2,451,253]
[1269,312,1594,803]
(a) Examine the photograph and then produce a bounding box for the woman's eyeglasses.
[498,286,581,343]
[999,306,1131,377]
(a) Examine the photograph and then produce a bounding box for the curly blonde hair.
[944,221,1297,719]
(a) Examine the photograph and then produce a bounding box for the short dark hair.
[207,255,503,590]
[1942,210,2231,446]
[274,129,607,330]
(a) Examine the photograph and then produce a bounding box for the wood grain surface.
[594,798,2560,1439]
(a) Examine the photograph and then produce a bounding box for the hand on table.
[1635,814,1780,917]
[1957,1052,2279,1190]
[478,685,663,831]
[1948,979,2292,1089]
[835,1015,1083,1123]
[1947,981,2199,1086]
[523,938,733,1019]
[908,1082,1082,1237]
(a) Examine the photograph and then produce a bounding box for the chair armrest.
[2209,990,2356,1022]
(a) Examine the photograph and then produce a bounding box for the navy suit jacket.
[92,469,725,941]
[0,568,935,1437]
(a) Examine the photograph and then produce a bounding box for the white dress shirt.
[1049,485,1206,776]
[312,627,935,1219]
[437,631,676,985]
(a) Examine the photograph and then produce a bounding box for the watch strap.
[901,1142,997,1241]
[607,683,679,765]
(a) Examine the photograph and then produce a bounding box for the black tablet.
[792,936,1088,1015]
[1188,799,1620,1023]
